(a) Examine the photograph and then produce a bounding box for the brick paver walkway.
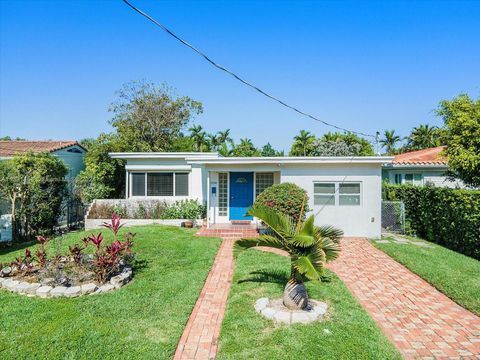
[174,226,258,360]
[329,238,480,359]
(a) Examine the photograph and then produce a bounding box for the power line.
[121,0,377,139]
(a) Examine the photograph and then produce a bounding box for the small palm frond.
[234,235,285,257]
[291,251,324,281]
[247,206,293,239]
[316,237,341,262]
[290,233,315,248]
[315,225,343,244]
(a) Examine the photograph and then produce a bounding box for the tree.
[311,139,363,156]
[290,130,315,156]
[232,138,260,157]
[235,205,342,310]
[216,129,232,145]
[0,153,67,240]
[261,143,284,156]
[436,94,480,187]
[405,124,443,151]
[188,125,210,152]
[380,130,402,155]
[78,138,96,150]
[109,80,203,152]
[320,132,375,156]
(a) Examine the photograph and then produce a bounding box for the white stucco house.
[109,152,393,237]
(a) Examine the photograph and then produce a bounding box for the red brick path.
[329,238,480,359]
[173,226,258,360]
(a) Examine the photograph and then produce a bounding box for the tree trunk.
[283,279,310,310]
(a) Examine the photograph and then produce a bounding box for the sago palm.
[235,205,342,310]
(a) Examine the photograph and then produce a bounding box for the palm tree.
[235,205,342,310]
[407,124,441,150]
[291,130,315,156]
[189,125,208,151]
[380,130,401,155]
[217,129,232,145]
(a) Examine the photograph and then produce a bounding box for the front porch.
[197,222,260,239]
[207,170,280,227]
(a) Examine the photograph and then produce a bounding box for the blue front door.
[229,172,254,220]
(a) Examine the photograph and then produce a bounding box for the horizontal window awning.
[125,165,191,171]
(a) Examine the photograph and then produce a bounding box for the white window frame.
[313,181,362,207]
[129,171,190,198]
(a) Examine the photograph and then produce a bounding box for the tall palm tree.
[292,130,315,156]
[407,124,441,150]
[217,129,232,145]
[235,205,342,310]
[380,130,401,155]
[189,125,208,151]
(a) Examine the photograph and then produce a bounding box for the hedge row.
[383,183,480,260]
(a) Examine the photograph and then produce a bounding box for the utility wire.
[121,0,377,139]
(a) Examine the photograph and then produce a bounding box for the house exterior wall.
[52,145,86,186]
[382,167,464,188]
[281,164,382,238]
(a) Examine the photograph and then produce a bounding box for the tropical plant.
[380,130,402,155]
[317,132,375,156]
[235,205,342,310]
[254,183,310,222]
[189,125,210,151]
[405,124,443,150]
[232,138,260,157]
[290,130,315,156]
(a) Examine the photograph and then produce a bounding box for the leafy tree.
[109,80,203,152]
[235,205,342,310]
[169,133,196,152]
[0,153,67,240]
[320,132,375,156]
[188,124,210,152]
[380,130,402,155]
[232,138,260,157]
[216,129,232,145]
[311,139,363,156]
[290,130,315,156]
[78,138,96,150]
[436,94,480,187]
[405,124,444,151]
[261,143,284,156]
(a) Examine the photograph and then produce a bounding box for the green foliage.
[437,94,480,187]
[404,124,444,151]
[383,183,480,259]
[235,206,342,284]
[319,132,375,156]
[0,153,68,239]
[380,129,402,155]
[254,183,310,222]
[232,138,260,157]
[261,142,284,156]
[162,200,207,219]
[289,130,315,156]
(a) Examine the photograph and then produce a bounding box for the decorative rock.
[273,311,291,324]
[99,284,115,293]
[81,283,97,295]
[36,286,53,298]
[1,266,12,276]
[41,278,54,286]
[15,282,32,294]
[260,307,276,320]
[50,286,67,297]
[24,283,41,295]
[110,275,125,288]
[64,286,82,298]
[256,297,329,325]
[254,297,269,312]
[3,279,19,291]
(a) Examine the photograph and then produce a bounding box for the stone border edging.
[254,297,328,324]
[0,267,132,298]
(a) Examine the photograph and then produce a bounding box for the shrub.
[254,183,310,222]
[162,200,207,219]
[383,183,480,259]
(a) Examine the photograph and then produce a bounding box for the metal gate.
[381,201,405,234]
[57,200,88,230]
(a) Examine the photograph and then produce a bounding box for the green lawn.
[0,225,220,359]
[217,250,401,360]
[374,235,480,316]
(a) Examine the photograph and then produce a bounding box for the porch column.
[125,171,129,199]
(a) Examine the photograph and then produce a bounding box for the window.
[404,173,423,186]
[218,173,228,216]
[175,173,189,196]
[339,183,361,205]
[314,183,336,206]
[313,182,361,206]
[148,173,173,196]
[131,172,189,197]
[131,173,145,196]
[255,173,274,197]
[394,174,402,184]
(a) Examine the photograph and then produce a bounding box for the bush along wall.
[383,183,480,259]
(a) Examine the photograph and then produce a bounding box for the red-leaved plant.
[102,212,124,237]
[69,244,84,265]
[35,235,50,268]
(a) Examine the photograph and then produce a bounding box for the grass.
[0,225,220,359]
[373,235,480,316]
[217,249,401,360]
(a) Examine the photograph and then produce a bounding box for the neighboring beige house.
[382,146,464,188]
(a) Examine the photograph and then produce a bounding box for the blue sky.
[1,0,479,151]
